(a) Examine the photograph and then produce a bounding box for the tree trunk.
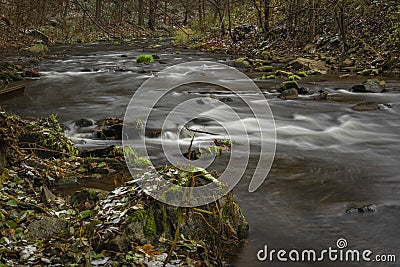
[95,0,102,19]
[138,0,144,26]
[148,0,156,30]
[252,0,264,31]
[264,0,270,33]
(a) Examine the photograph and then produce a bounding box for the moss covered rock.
[20,43,49,56]
[278,88,298,100]
[234,57,252,68]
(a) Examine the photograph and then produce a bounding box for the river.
[1,41,399,267]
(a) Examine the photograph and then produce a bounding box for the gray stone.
[279,88,298,100]
[27,217,68,239]
[286,57,327,72]
[352,102,379,111]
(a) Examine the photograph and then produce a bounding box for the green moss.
[135,157,151,167]
[127,209,146,223]
[144,211,157,237]
[280,81,300,91]
[296,71,308,77]
[261,74,276,79]
[287,75,301,81]
[357,68,379,76]
[20,43,49,55]
[136,54,154,64]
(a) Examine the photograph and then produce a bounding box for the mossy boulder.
[351,79,385,93]
[0,62,23,82]
[20,43,49,56]
[27,217,68,239]
[278,88,298,100]
[136,54,154,64]
[352,102,379,111]
[286,57,327,74]
[234,57,252,68]
[278,81,300,92]
[92,167,248,261]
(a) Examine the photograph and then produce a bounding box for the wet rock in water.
[314,90,329,100]
[75,118,94,127]
[278,81,308,95]
[27,217,68,239]
[346,205,376,214]
[21,68,40,77]
[234,57,252,69]
[80,68,93,72]
[96,118,123,140]
[220,97,233,103]
[19,43,49,56]
[286,57,328,74]
[351,79,385,93]
[297,87,309,95]
[352,101,379,111]
[278,88,298,100]
[278,81,300,92]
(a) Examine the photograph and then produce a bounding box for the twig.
[184,126,219,136]
[163,208,185,266]
[193,211,219,234]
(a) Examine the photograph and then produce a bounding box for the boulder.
[20,44,49,56]
[346,205,376,214]
[278,88,298,100]
[91,167,249,259]
[21,68,40,78]
[278,81,299,92]
[286,57,327,72]
[27,217,68,239]
[278,81,307,94]
[352,102,379,111]
[75,118,94,128]
[351,79,385,93]
[234,57,252,68]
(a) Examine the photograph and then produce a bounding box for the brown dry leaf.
[136,244,162,256]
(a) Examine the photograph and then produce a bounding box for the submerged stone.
[352,101,379,111]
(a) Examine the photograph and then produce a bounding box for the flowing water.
[1,41,399,267]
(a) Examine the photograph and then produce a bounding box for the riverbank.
[0,111,248,266]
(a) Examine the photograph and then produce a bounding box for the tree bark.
[95,0,102,19]
[138,0,144,26]
[264,0,270,33]
[148,0,156,30]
